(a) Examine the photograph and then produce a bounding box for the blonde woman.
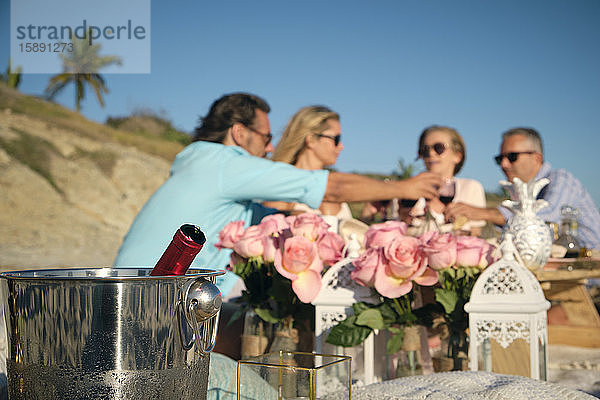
[265,105,352,219]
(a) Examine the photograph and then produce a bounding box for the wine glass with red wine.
[438,178,456,206]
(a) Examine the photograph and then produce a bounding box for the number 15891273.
[19,42,73,53]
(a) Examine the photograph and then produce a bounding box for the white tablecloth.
[324,371,596,400]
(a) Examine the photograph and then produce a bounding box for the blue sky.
[2,0,600,205]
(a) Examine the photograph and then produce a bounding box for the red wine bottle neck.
[150,224,206,276]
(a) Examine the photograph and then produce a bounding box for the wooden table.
[534,258,600,348]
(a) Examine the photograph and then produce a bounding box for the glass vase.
[241,310,272,359]
[269,317,299,353]
[395,325,423,377]
[432,324,468,372]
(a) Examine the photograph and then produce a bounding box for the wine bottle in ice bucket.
[150,224,206,276]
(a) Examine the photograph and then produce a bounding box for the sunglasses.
[314,133,342,146]
[494,151,536,165]
[418,142,448,158]
[246,125,273,145]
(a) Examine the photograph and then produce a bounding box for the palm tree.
[395,157,416,180]
[0,59,23,89]
[45,30,122,112]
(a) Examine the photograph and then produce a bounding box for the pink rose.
[478,241,497,268]
[372,257,438,298]
[364,221,408,248]
[233,225,265,258]
[374,263,414,298]
[351,247,385,287]
[420,232,457,270]
[285,215,297,226]
[412,267,439,286]
[317,231,346,266]
[418,230,438,246]
[289,213,330,241]
[215,220,245,249]
[263,235,278,263]
[260,214,290,236]
[274,235,324,302]
[456,236,493,267]
[383,235,426,279]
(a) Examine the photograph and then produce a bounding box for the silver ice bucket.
[0,267,224,400]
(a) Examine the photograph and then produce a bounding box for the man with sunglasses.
[446,127,600,250]
[115,92,442,299]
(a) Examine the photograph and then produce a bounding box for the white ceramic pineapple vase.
[500,177,552,270]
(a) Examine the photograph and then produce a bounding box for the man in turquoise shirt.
[115,93,441,298]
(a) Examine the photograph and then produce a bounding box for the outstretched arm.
[323,172,441,203]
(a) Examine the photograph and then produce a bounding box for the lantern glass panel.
[489,338,531,377]
[538,337,547,381]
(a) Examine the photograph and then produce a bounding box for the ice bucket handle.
[179,278,222,357]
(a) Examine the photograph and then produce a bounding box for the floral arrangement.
[326,221,496,360]
[419,230,496,368]
[216,213,346,326]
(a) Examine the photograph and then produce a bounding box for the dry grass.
[0,83,186,162]
[0,127,62,193]
[73,147,119,177]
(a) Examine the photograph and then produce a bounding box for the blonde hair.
[272,105,340,165]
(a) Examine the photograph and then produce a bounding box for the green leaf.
[455,268,466,279]
[231,262,246,276]
[469,267,482,279]
[435,288,459,314]
[388,326,403,334]
[326,321,372,347]
[352,302,373,315]
[444,268,456,279]
[254,308,280,324]
[464,267,474,279]
[395,311,418,326]
[386,330,405,354]
[356,309,385,330]
[377,301,398,324]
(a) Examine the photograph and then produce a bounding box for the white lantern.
[312,234,387,385]
[465,232,550,380]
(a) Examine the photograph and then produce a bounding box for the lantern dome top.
[465,233,550,314]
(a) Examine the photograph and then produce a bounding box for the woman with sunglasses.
[402,125,486,235]
[264,105,353,220]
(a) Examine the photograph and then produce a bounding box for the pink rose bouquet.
[327,222,496,361]
[419,231,496,368]
[217,213,345,324]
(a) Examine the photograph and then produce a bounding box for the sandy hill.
[0,84,188,270]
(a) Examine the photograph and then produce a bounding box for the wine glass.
[438,178,456,206]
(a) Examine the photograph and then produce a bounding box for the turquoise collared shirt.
[114,142,329,297]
